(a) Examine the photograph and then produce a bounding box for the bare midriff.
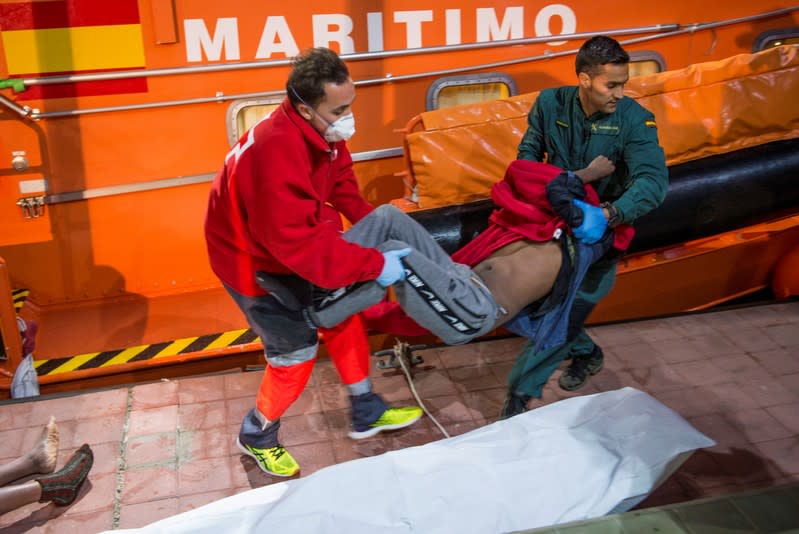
[472,239,563,327]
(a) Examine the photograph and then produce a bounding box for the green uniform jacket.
[517,86,668,224]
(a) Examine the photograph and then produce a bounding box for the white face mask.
[290,85,356,143]
[322,112,356,142]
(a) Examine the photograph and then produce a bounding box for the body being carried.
[301,155,625,346]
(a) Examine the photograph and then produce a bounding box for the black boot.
[558,345,604,391]
[500,392,531,419]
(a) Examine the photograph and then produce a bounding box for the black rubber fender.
[408,137,799,255]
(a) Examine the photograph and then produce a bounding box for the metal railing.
[4,7,797,120]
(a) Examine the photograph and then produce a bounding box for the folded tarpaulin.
[109,387,714,534]
[404,45,799,209]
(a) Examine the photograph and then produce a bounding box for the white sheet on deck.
[109,387,714,534]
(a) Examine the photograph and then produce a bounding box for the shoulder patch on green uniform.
[645,120,657,128]
[556,120,569,128]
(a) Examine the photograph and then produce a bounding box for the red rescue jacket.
[205,99,384,296]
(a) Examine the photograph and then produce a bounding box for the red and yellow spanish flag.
[0,0,147,99]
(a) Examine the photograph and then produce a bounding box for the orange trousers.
[255,313,370,421]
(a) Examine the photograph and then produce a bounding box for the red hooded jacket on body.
[452,160,634,265]
[205,99,384,297]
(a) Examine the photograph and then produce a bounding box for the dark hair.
[575,36,629,76]
[287,47,350,107]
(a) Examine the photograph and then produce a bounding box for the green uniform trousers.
[507,258,617,398]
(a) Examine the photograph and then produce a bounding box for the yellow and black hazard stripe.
[12,288,29,312]
[34,328,259,376]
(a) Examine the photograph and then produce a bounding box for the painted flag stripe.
[15,70,147,101]
[0,0,139,32]
[2,24,145,75]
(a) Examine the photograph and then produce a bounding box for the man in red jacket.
[205,48,422,478]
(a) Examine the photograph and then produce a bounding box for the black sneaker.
[558,345,604,391]
[500,392,531,419]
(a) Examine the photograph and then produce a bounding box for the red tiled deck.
[1,301,798,532]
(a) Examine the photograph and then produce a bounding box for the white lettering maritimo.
[183,5,577,62]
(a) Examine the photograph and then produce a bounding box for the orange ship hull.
[0,1,797,395]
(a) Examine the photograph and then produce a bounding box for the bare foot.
[28,416,59,474]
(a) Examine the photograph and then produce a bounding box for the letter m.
[184,18,241,61]
[476,7,523,42]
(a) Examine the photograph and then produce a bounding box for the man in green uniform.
[503,35,668,417]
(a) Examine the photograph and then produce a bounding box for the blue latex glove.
[572,199,608,244]
[376,248,412,287]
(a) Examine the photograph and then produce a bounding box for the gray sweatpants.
[336,204,499,345]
